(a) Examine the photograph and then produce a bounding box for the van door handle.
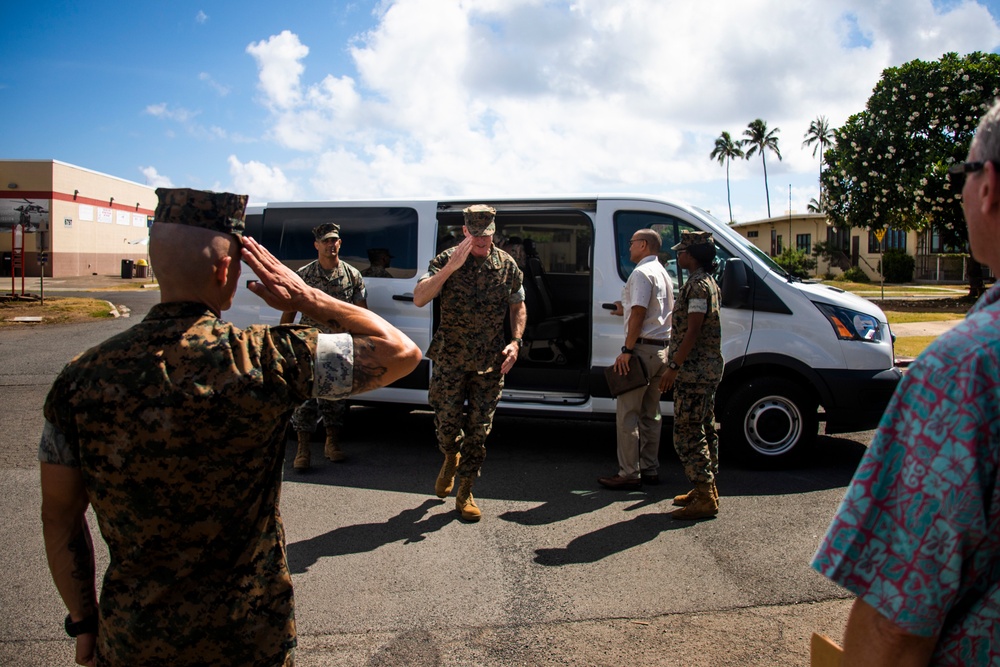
[393,293,415,302]
[601,303,617,310]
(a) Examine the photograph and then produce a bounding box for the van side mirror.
[721,257,750,309]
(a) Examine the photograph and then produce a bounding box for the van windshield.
[738,236,792,280]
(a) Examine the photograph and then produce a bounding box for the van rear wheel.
[721,378,818,464]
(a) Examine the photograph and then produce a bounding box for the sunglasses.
[947,160,997,188]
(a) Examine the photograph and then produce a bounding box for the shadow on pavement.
[283,406,867,516]
[286,498,456,574]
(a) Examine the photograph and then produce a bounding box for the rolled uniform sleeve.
[38,420,78,467]
[314,332,354,400]
[688,297,708,314]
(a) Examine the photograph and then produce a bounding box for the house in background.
[0,160,156,278]
[729,212,976,283]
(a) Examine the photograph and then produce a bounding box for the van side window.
[434,211,593,276]
[261,207,418,278]
[613,210,731,289]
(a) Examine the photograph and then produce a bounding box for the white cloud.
[145,103,198,123]
[238,0,1000,219]
[199,72,231,97]
[228,155,300,202]
[246,30,310,110]
[139,166,174,188]
[196,10,208,24]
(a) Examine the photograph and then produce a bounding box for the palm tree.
[742,119,782,217]
[802,115,834,210]
[709,131,745,223]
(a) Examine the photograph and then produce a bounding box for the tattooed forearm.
[322,317,347,333]
[67,523,98,615]
[351,335,390,393]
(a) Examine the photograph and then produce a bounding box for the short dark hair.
[687,243,716,271]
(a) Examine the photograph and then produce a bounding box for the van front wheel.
[720,378,818,464]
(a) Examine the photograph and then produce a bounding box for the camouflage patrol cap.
[672,230,714,251]
[313,223,340,241]
[153,188,247,236]
[463,204,496,236]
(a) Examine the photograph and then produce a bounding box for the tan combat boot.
[435,452,461,498]
[455,477,481,522]
[324,428,347,462]
[673,482,719,507]
[293,431,311,471]
[670,482,719,520]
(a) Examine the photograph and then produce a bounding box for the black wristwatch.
[667,359,681,371]
[621,346,634,355]
[511,337,522,347]
[65,614,98,637]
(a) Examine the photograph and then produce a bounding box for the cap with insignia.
[463,204,496,236]
[671,230,714,251]
[153,188,247,237]
[313,223,341,241]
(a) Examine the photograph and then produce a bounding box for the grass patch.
[822,280,966,296]
[894,336,937,359]
[884,311,966,324]
[0,297,115,326]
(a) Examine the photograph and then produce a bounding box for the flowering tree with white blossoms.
[822,52,1000,294]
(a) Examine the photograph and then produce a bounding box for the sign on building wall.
[132,212,145,227]
[116,210,130,226]
[0,197,49,232]
[79,204,94,221]
[97,207,113,223]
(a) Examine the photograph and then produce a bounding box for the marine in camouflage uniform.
[37,188,417,667]
[413,205,526,521]
[659,230,723,520]
[283,223,367,469]
[361,247,393,278]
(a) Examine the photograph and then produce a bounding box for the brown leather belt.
[635,337,668,346]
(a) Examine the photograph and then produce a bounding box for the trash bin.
[121,259,134,279]
[135,259,148,278]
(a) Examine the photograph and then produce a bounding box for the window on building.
[868,228,907,253]
[775,235,784,254]
[827,226,850,252]
[928,226,966,254]
[747,230,758,238]
[796,233,811,253]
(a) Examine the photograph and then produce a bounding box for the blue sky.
[3,0,1000,221]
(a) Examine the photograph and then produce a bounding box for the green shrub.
[878,249,915,283]
[774,248,817,279]
[841,266,871,283]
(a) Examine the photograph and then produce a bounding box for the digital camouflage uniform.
[423,244,523,479]
[668,266,723,485]
[361,264,392,278]
[38,187,357,667]
[361,248,393,278]
[290,259,366,434]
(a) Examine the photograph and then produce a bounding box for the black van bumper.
[819,366,902,435]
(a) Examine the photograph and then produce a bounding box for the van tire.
[720,377,818,464]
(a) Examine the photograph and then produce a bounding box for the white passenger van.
[231,196,901,464]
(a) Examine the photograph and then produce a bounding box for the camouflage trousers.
[672,381,720,485]
[428,364,504,479]
[290,398,346,432]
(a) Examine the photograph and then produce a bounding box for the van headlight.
[813,302,886,343]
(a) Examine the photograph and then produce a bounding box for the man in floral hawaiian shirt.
[812,99,1000,665]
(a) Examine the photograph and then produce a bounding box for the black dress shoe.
[640,473,659,486]
[598,475,642,490]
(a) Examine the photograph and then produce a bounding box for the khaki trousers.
[614,343,668,479]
